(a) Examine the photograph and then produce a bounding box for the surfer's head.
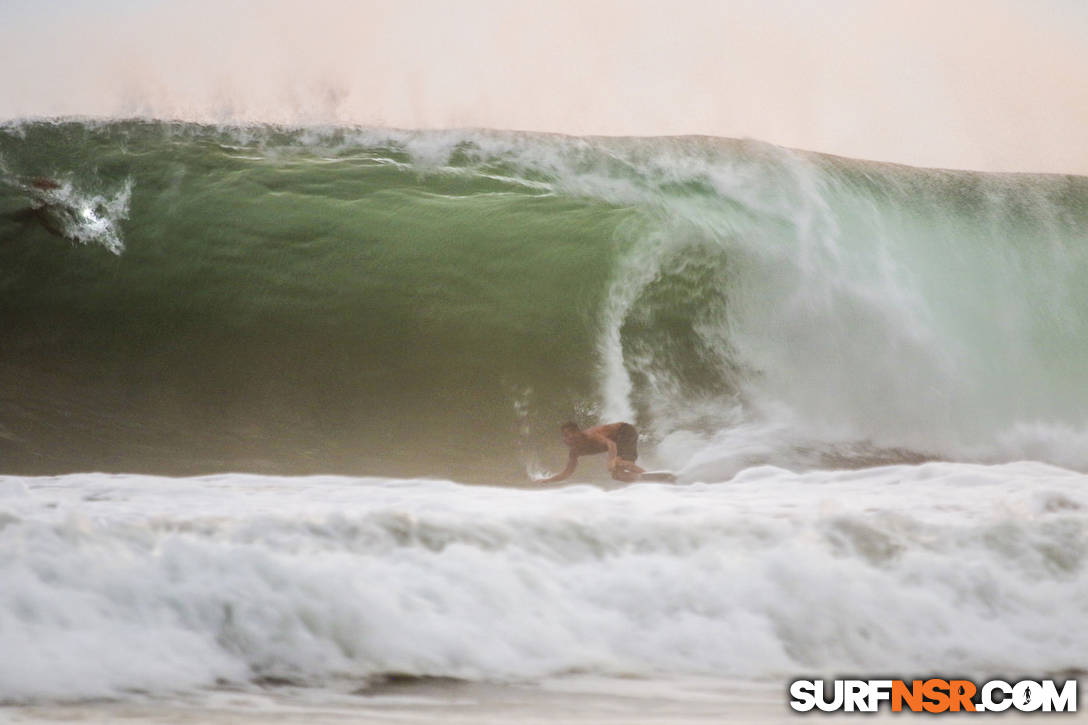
[560,421,581,445]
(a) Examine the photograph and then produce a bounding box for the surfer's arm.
[536,451,578,484]
[589,433,619,470]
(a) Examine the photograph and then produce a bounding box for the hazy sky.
[2,0,1086,173]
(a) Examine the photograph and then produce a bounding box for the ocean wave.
[1,121,1087,476]
[1,467,1086,702]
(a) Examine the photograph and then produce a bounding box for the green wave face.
[2,121,1088,480]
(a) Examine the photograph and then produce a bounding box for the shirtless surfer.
[535,421,646,483]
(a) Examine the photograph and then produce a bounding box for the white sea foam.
[13,174,133,253]
[1,465,1086,703]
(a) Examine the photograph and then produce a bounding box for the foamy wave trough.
[1,464,1086,702]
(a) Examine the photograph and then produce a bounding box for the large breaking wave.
[2,120,1087,479]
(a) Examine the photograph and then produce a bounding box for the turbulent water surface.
[2,120,1088,711]
[2,465,1087,703]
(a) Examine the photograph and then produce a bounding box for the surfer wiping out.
[3,177,67,237]
[535,421,647,484]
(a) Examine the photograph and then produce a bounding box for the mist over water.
[2,0,1087,174]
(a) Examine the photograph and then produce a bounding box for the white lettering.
[1013,680,1043,712]
[845,680,869,712]
[981,680,1012,712]
[1041,679,1077,712]
[789,680,817,712]
[815,679,844,712]
[867,680,893,711]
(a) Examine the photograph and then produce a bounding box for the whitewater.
[3,466,1086,700]
[2,120,1088,720]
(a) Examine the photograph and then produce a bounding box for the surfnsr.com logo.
[789,679,1077,713]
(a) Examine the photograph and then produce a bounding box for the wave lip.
[2,467,1087,702]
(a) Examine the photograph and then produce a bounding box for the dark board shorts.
[616,423,638,461]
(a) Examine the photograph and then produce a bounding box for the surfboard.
[638,470,677,483]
